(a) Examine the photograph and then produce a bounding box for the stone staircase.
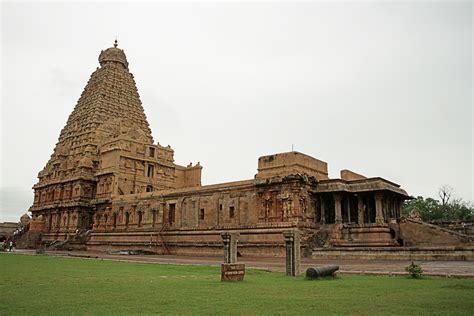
[311,245,474,261]
[399,218,473,246]
[46,230,91,251]
[12,226,43,249]
[311,220,474,261]
[317,223,398,248]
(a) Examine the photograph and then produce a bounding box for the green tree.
[402,186,473,222]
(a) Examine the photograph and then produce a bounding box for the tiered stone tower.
[30,41,202,236]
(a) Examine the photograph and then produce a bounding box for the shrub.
[405,262,423,278]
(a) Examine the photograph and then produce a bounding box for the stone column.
[320,196,325,224]
[397,200,403,219]
[346,197,351,223]
[106,212,111,230]
[195,197,200,228]
[357,197,365,225]
[374,193,384,225]
[50,212,55,230]
[46,214,51,231]
[283,229,301,276]
[216,199,221,227]
[221,232,239,264]
[56,211,61,230]
[334,194,342,224]
[66,211,71,232]
[160,202,166,225]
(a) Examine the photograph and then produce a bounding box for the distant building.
[0,222,18,242]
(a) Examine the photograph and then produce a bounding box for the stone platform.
[312,245,474,261]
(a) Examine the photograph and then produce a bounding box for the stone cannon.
[305,265,339,279]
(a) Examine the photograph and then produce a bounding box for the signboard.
[221,263,245,282]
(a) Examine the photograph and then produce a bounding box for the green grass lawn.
[1,254,473,315]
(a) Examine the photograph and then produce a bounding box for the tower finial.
[114,38,118,48]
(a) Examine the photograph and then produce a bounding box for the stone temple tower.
[29,41,202,237]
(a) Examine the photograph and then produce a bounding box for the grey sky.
[1,1,472,222]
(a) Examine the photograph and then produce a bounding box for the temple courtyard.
[1,253,473,315]
[9,249,474,277]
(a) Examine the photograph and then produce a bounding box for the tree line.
[402,185,474,222]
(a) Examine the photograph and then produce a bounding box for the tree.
[401,196,441,221]
[402,186,474,222]
[438,185,453,207]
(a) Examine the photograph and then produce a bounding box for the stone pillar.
[357,197,365,225]
[66,211,71,232]
[346,197,351,223]
[221,232,239,264]
[105,207,110,231]
[320,197,325,224]
[283,229,300,276]
[374,193,384,225]
[334,194,342,224]
[216,199,221,227]
[160,202,166,225]
[56,211,61,230]
[397,200,403,219]
[73,210,79,228]
[45,214,51,231]
[50,213,55,230]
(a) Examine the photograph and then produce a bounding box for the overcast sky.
[1,1,472,222]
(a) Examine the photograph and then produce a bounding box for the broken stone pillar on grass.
[283,229,301,276]
[221,232,244,281]
[221,232,239,264]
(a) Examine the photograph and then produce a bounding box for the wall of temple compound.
[33,150,413,257]
[85,175,317,256]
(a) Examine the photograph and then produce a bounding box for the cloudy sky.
[1,1,472,222]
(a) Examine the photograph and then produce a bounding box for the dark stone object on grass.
[108,250,156,255]
[306,265,339,279]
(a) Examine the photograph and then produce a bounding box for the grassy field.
[1,254,473,315]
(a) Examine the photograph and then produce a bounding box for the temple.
[26,42,472,258]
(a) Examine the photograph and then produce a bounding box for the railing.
[156,222,170,255]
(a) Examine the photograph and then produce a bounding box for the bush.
[405,262,423,278]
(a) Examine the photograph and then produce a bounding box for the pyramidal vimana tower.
[30,41,201,237]
[30,41,457,258]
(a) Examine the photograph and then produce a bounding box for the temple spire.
[98,40,129,69]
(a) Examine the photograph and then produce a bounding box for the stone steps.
[312,246,474,261]
[332,241,397,247]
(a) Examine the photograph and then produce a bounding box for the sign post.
[221,232,245,281]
